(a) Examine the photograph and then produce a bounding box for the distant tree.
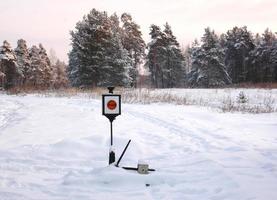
[14,39,31,85]
[187,28,231,87]
[0,40,20,89]
[49,48,58,66]
[163,23,185,87]
[186,39,201,87]
[224,26,255,83]
[1,40,64,90]
[52,59,68,88]
[38,44,52,87]
[272,42,277,82]
[146,23,185,88]
[121,13,146,87]
[146,24,167,88]
[254,33,262,46]
[263,28,276,45]
[29,45,43,87]
[250,29,277,82]
[67,48,81,87]
[182,44,192,75]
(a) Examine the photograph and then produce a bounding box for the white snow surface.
[0,93,277,200]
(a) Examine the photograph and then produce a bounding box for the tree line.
[2,8,277,90]
[0,40,68,89]
[145,26,277,87]
[186,27,277,87]
[68,8,277,88]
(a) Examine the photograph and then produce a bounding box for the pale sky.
[1,0,277,62]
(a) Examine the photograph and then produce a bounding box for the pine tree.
[68,8,132,87]
[146,24,167,88]
[29,45,43,87]
[0,40,19,88]
[163,23,185,87]
[121,13,146,87]
[270,41,277,82]
[14,39,31,85]
[69,9,110,87]
[39,44,52,87]
[250,29,277,82]
[49,48,58,66]
[67,48,81,86]
[186,39,201,87]
[225,26,255,83]
[146,23,185,88]
[182,44,192,75]
[187,28,231,87]
[52,59,68,88]
[98,13,131,87]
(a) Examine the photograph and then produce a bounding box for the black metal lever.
[115,139,131,167]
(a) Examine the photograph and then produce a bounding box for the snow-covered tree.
[146,23,185,88]
[29,45,43,86]
[15,39,31,85]
[187,28,231,87]
[186,39,201,87]
[68,8,132,87]
[250,29,277,82]
[52,59,68,88]
[39,44,52,87]
[163,23,185,87]
[146,24,167,88]
[0,40,20,88]
[182,44,192,75]
[67,48,81,87]
[69,9,109,87]
[224,26,255,83]
[1,39,65,89]
[49,48,58,66]
[121,13,146,87]
[98,13,132,87]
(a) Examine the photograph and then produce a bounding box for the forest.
[0,40,67,89]
[1,8,277,90]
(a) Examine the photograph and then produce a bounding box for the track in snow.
[0,94,277,200]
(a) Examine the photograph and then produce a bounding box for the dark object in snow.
[109,149,115,165]
[121,166,156,172]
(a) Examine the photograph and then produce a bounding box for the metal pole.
[110,121,113,146]
[109,120,115,164]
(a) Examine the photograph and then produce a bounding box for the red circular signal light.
[107,100,117,110]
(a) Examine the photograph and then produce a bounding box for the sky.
[0,0,277,62]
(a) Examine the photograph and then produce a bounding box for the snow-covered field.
[0,91,277,200]
[122,88,277,113]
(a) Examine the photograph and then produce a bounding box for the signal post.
[102,87,121,164]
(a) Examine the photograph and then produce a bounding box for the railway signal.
[102,87,121,164]
[102,87,155,175]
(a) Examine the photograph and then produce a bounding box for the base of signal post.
[109,147,115,165]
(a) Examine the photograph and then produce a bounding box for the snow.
[149,88,277,111]
[0,92,277,200]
